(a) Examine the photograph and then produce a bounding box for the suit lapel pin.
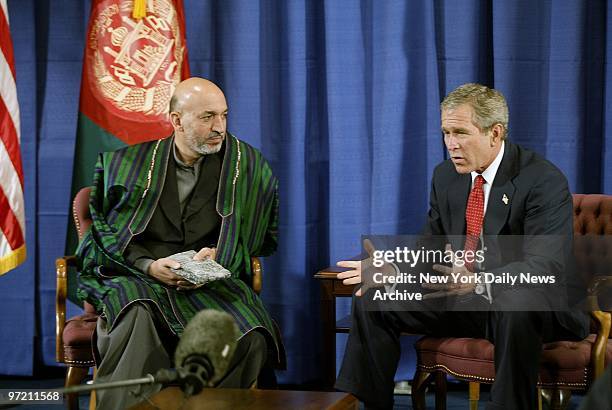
[502,194,509,205]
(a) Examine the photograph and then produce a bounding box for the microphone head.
[174,309,240,386]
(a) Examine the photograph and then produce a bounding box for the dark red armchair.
[55,187,97,409]
[56,187,264,409]
[411,194,612,410]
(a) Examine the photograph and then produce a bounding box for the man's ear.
[170,112,182,130]
[490,123,503,146]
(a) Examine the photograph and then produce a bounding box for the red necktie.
[464,175,485,271]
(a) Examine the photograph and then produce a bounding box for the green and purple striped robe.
[76,133,283,366]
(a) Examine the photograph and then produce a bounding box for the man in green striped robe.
[76,78,283,409]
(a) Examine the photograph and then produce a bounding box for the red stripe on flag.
[0,185,24,251]
[0,2,25,274]
[79,0,190,145]
[0,96,24,188]
[0,6,16,79]
[175,0,190,78]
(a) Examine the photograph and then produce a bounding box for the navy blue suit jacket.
[425,141,588,337]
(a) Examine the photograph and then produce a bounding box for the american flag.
[0,0,26,275]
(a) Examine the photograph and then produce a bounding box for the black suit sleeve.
[423,168,446,236]
[124,241,156,274]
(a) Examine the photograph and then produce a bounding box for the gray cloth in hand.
[168,250,231,285]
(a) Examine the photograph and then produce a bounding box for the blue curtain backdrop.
[0,0,610,384]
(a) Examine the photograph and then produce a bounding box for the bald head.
[169,77,225,115]
[169,77,228,165]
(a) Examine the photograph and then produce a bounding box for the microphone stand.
[61,369,177,395]
[60,361,209,397]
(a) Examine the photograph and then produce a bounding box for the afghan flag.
[68,0,190,255]
[0,1,26,275]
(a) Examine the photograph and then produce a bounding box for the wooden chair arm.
[588,276,612,298]
[589,310,611,379]
[56,255,77,363]
[251,257,262,295]
[587,275,612,379]
[585,275,612,313]
[587,275,612,380]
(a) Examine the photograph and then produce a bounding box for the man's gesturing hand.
[422,244,477,299]
[337,239,394,297]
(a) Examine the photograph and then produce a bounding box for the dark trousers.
[217,330,268,388]
[95,303,269,409]
[335,290,584,410]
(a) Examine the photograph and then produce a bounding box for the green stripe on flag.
[66,113,126,302]
[71,113,127,196]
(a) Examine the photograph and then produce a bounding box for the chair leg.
[89,366,97,410]
[537,387,543,410]
[559,389,572,410]
[468,382,480,410]
[551,389,572,410]
[550,388,562,410]
[412,370,433,410]
[541,388,572,410]
[434,371,447,410]
[65,366,89,410]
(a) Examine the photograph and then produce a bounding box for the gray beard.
[195,143,222,155]
[187,135,224,155]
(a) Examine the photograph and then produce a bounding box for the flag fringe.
[0,244,26,275]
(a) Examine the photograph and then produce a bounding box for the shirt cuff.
[474,273,493,303]
[383,262,401,294]
[134,258,155,275]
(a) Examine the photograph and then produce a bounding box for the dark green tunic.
[76,133,283,366]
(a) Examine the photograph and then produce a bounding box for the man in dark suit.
[334,83,589,409]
